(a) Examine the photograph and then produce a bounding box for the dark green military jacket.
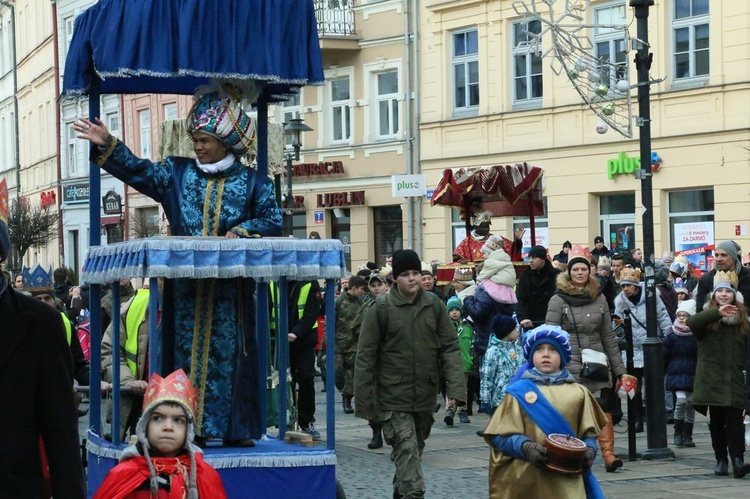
[335,291,364,354]
[354,287,466,419]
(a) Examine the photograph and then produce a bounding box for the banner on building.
[674,221,714,273]
[519,227,549,259]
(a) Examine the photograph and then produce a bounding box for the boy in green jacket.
[445,296,474,425]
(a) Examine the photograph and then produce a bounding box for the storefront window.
[669,189,714,270]
[374,206,403,268]
[332,208,352,272]
[451,209,467,250]
[292,212,307,239]
[600,193,635,255]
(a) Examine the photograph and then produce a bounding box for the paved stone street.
[79,378,750,498]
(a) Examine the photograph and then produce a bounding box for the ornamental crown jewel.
[713,270,738,290]
[142,369,198,421]
[619,267,642,283]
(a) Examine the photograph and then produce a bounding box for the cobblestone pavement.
[79,379,750,498]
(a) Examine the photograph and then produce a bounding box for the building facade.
[418,0,750,268]
[0,3,18,201]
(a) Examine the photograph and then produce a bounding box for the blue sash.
[507,379,605,499]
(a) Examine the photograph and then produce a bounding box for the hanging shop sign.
[102,189,123,215]
[40,190,56,209]
[391,174,427,197]
[316,191,366,207]
[292,161,345,177]
[63,183,90,204]
[607,151,662,180]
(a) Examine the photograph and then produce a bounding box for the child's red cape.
[93,452,226,499]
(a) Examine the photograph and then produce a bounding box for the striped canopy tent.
[430,163,545,239]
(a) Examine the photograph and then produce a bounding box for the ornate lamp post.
[283,114,313,237]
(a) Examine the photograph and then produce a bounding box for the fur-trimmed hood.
[554,272,599,302]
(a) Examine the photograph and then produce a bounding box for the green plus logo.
[397,180,421,190]
[607,151,640,180]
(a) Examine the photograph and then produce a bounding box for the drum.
[544,433,587,474]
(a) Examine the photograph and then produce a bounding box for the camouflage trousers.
[381,411,434,498]
[335,352,356,396]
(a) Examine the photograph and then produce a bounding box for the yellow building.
[418,0,750,269]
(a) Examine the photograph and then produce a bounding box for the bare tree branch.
[7,199,58,262]
[128,209,161,239]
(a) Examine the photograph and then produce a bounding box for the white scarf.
[195,154,235,174]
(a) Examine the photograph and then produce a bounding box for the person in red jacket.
[94,369,226,499]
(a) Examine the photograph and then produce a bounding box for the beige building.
[15,0,60,268]
[418,0,750,269]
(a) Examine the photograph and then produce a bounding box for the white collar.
[195,154,235,174]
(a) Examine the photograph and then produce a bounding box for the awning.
[101,216,122,226]
[61,0,325,102]
[430,164,545,218]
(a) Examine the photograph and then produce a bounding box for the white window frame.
[163,102,178,122]
[138,109,151,158]
[511,19,543,106]
[329,75,352,145]
[593,2,628,89]
[451,28,479,114]
[281,92,302,149]
[375,71,399,139]
[672,0,709,82]
[66,122,82,176]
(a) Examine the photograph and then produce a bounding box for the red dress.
[94,453,227,499]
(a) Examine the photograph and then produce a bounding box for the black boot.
[673,420,685,448]
[715,459,729,476]
[732,457,750,478]
[343,395,354,414]
[367,422,383,449]
[683,423,695,448]
[634,414,644,433]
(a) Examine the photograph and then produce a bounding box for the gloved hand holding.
[582,446,596,469]
[522,441,549,468]
[479,402,492,415]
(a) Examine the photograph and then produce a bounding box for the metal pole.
[286,153,294,237]
[623,309,638,461]
[629,0,673,460]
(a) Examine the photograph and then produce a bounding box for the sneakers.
[458,410,471,424]
[302,423,321,441]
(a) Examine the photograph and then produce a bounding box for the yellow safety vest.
[269,282,318,330]
[60,312,72,346]
[124,289,150,377]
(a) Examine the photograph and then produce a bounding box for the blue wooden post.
[324,279,336,449]
[256,281,269,435]
[277,278,289,436]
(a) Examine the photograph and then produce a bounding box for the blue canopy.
[61,0,325,102]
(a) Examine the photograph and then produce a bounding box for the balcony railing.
[314,0,356,36]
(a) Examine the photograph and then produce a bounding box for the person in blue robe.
[75,84,282,445]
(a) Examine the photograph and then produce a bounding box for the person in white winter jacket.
[614,267,673,432]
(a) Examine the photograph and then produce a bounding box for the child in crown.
[94,369,227,499]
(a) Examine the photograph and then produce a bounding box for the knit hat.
[491,314,517,340]
[0,179,8,263]
[594,236,604,245]
[563,240,572,249]
[598,256,611,271]
[391,249,421,278]
[528,245,548,260]
[136,369,200,499]
[619,267,642,286]
[447,296,463,312]
[567,245,591,272]
[712,270,738,294]
[480,235,504,256]
[676,299,696,317]
[716,240,742,272]
[187,83,257,156]
[452,266,475,285]
[523,325,573,367]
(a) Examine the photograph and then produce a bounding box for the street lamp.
[630,0,674,461]
[283,113,313,237]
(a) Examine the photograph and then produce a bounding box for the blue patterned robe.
[94,139,282,439]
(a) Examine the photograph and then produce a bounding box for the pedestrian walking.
[687,270,750,478]
[547,245,627,472]
[478,314,522,416]
[334,275,367,414]
[663,299,698,448]
[444,297,475,425]
[515,245,559,331]
[355,249,466,498]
